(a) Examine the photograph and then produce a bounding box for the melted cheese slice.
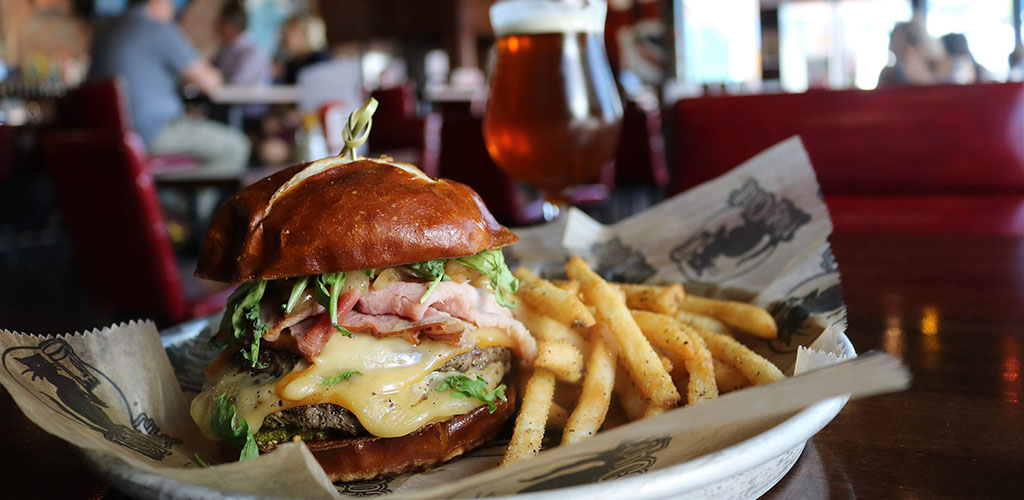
[191,327,513,440]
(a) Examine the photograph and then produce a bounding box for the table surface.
[208,84,301,105]
[1,232,1021,498]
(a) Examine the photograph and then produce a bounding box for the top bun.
[195,158,518,283]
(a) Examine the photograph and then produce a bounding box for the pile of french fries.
[501,256,786,465]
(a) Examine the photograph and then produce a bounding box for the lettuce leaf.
[211,394,259,461]
[314,272,353,337]
[407,259,450,303]
[320,370,363,385]
[283,276,309,314]
[216,281,268,369]
[436,374,507,413]
[456,249,519,308]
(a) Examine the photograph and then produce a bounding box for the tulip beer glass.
[484,0,623,218]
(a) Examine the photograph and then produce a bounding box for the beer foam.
[490,0,606,36]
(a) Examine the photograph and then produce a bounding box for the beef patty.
[250,346,512,438]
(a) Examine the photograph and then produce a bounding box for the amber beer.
[484,0,623,200]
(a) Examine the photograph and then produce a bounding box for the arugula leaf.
[364,269,376,279]
[320,370,363,386]
[283,276,310,314]
[217,281,269,368]
[436,375,507,413]
[456,249,519,308]
[407,259,450,303]
[193,453,210,468]
[211,394,259,461]
[314,273,354,337]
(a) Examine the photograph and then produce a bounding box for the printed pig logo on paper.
[670,179,810,282]
[2,338,180,460]
[514,437,671,493]
[769,248,846,346]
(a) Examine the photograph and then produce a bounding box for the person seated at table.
[214,1,271,89]
[877,20,942,87]
[939,33,990,85]
[213,1,271,122]
[275,13,330,84]
[86,0,249,172]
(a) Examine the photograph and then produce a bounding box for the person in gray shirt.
[87,0,249,172]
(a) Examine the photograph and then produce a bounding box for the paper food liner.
[0,137,908,499]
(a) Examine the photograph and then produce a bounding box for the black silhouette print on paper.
[516,437,671,493]
[769,248,846,346]
[670,179,810,283]
[2,337,180,460]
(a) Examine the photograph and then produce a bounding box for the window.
[926,0,1015,80]
[780,0,913,92]
[679,0,761,85]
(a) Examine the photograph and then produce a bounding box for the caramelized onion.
[342,270,370,297]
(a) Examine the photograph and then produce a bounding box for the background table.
[2,232,1021,498]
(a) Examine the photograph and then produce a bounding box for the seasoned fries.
[566,256,681,410]
[553,280,580,295]
[562,333,617,444]
[514,303,587,352]
[631,310,718,404]
[502,368,556,465]
[681,295,778,339]
[683,323,785,385]
[547,402,569,429]
[515,268,596,328]
[534,341,584,383]
[504,255,788,462]
[612,365,645,421]
[675,310,732,336]
[713,358,750,393]
[618,283,685,315]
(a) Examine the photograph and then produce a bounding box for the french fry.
[631,310,718,404]
[562,333,617,444]
[515,268,596,328]
[643,404,666,418]
[502,368,556,465]
[534,340,584,383]
[658,353,674,374]
[713,358,750,393]
[553,280,580,296]
[566,257,681,410]
[612,364,645,421]
[675,310,732,336]
[681,295,778,339]
[683,323,785,385]
[514,303,587,353]
[547,402,569,430]
[617,283,685,315]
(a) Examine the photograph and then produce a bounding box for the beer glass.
[484,0,623,219]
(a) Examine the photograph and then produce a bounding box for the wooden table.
[765,233,1024,498]
[2,232,1021,498]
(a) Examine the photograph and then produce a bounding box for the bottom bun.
[260,383,517,482]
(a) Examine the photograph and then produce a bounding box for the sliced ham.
[340,309,468,344]
[263,294,325,342]
[259,279,536,362]
[292,314,333,359]
[358,281,536,361]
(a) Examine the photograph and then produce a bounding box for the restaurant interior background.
[0,0,1022,335]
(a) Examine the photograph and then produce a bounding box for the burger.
[189,157,536,481]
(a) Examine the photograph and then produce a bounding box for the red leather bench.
[669,83,1024,234]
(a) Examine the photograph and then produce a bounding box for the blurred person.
[940,33,990,84]
[276,13,330,84]
[1009,46,1024,82]
[87,0,249,172]
[213,1,271,87]
[878,20,942,87]
[213,1,271,121]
